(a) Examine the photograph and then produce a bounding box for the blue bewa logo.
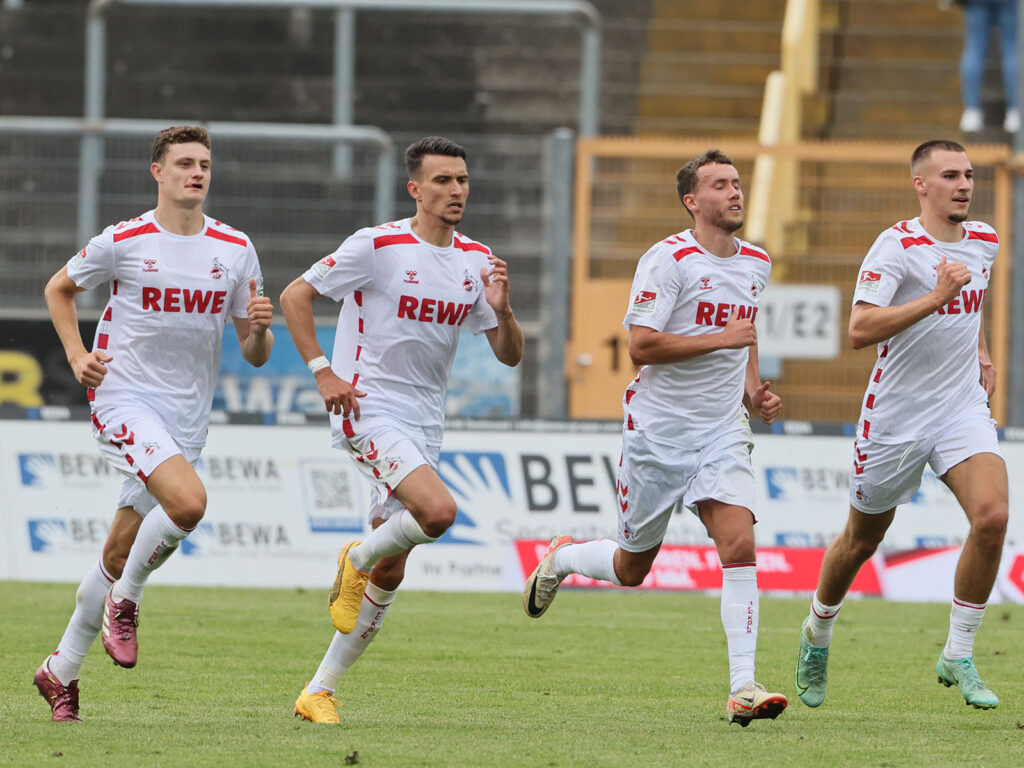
[19,453,58,487]
[436,451,510,545]
[28,519,67,552]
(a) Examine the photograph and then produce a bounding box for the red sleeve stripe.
[205,228,247,247]
[739,245,771,263]
[373,233,418,249]
[454,239,490,254]
[113,222,159,242]
[672,246,701,261]
[968,230,999,243]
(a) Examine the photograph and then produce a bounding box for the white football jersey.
[302,218,499,444]
[621,229,771,446]
[852,217,997,443]
[66,210,262,447]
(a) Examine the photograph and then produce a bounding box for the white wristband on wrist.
[307,355,331,374]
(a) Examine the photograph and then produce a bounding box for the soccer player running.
[281,136,524,724]
[523,149,787,726]
[35,126,274,722]
[795,139,1006,711]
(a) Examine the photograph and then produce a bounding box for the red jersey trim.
[113,222,159,242]
[672,245,701,261]
[900,235,933,249]
[205,228,248,247]
[968,230,999,243]
[739,245,771,264]
[454,239,490,254]
[373,233,418,249]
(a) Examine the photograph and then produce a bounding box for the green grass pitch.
[2,581,1021,767]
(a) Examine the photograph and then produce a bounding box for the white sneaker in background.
[960,108,984,133]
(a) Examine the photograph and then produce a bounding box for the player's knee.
[971,503,1008,546]
[166,491,207,530]
[418,500,457,538]
[845,531,882,562]
[616,561,652,587]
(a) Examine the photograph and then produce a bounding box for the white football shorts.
[616,418,757,552]
[339,416,438,522]
[90,404,199,516]
[849,407,1001,514]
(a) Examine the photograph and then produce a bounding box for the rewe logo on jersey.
[397,295,473,325]
[695,301,758,326]
[936,288,986,315]
[142,287,227,314]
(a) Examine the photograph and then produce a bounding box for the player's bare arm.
[44,265,112,388]
[481,254,524,366]
[628,308,755,365]
[280,276,366,417]
[744,343,781,423]
[849,255,971,349]
[232,277,275,367]
[978,320,995,397]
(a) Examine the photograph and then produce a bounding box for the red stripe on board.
[373,233,418,249]
[205,228,247,247]
[113,222,159,242]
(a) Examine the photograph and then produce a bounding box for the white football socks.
[308,581,397,694]
[48,559,116,685]
[806,594,842,647]
[348,510,437,572]
[944,597,986,660]
[113,506,189,603]
[721,564,758,694]
[553,539,621,585]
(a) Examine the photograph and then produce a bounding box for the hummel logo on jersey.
[698,275,713,290]
[143,259,159,273]
[397,295,473,325]
[405,270,419,284]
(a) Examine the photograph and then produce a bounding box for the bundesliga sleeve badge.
[631,290,657,315]
[857,270,882,293]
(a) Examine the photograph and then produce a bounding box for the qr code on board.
[309,467,351,510]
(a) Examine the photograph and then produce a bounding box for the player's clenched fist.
[246,277,274,333]
[70,350,113,388]
[315,368,366,419]
[720,308,757,349]
[934,254,971,303]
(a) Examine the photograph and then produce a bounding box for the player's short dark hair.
[151,125,211,164]
[911,139,966,175]
[404,136,467,179]
[676,149,734,219]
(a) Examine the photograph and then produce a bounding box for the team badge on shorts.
[631,290,657,315]
[385,455,402,473]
